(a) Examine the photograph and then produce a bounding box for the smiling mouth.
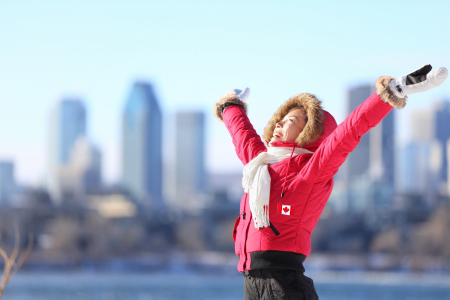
[273,133,282,139]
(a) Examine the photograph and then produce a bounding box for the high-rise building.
[369,102,395,184]
[341,86,372,185]
[0,161,15,205]
[410,107,434,142]
[338,85,395,213]
[431,100,450,189]
[368,94,396,214]
[122,81,162,208]
[173,111,206,211]
[58,136,102,202]
[407,99,450,196]
[48,98,86,203]
[399,141,430,195]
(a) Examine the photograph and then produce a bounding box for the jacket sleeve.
[222,105,267,165]
[298,92,393,184]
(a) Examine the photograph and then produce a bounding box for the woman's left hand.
[390,64,447,98]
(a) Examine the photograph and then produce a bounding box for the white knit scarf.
[242,145,313,229]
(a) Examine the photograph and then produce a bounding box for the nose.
[276,120,284,128]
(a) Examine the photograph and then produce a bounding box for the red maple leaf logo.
[283,206,290,213]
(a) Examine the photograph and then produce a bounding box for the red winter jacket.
[223,92,394,272]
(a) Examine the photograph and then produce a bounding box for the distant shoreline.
[13,251,450,275]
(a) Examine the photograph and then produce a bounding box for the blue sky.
[1,0,450,185]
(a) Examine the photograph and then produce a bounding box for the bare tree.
[0,221,33,299]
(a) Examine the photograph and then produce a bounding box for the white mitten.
[390,64,448,98]
[223,87,251,102]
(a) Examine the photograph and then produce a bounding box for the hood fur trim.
[263,93,324,147]
[214,94,248,122]
[376,76,407,109]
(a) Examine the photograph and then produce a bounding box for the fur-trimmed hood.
[263,93,337,152]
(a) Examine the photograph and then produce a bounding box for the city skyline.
[1,79,449,188]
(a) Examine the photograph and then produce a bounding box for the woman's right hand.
[214,87,250,122]
[223,87,251,102]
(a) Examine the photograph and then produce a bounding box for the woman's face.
[270,108,306,145]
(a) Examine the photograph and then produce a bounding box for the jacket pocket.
[260,221,281,238]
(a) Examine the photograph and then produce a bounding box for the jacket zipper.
[280,146,296,198]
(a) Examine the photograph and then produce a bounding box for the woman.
[213,65,447,300]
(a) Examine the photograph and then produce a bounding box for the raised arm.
[300,65,448,184]
[299,85,393,184]
[214,89,267,165]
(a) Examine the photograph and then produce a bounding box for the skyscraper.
[0,161,14,205]
[431,100,450,189]
[399,141,430,195]
[58,136,103,202]
[48,98,86,203]
[339,85,395,213]
[342,86,372,184]
[122,81,162,208]
[174,111,206,211]
[369,102,395,185]
[407,99,450,196]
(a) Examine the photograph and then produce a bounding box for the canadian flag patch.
[277,204,294,216]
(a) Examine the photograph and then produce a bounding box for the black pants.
[243,269,319,300]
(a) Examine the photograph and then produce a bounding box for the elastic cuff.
[222,102,240,114]
[376,76,407,109]
[214,94,248,122]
